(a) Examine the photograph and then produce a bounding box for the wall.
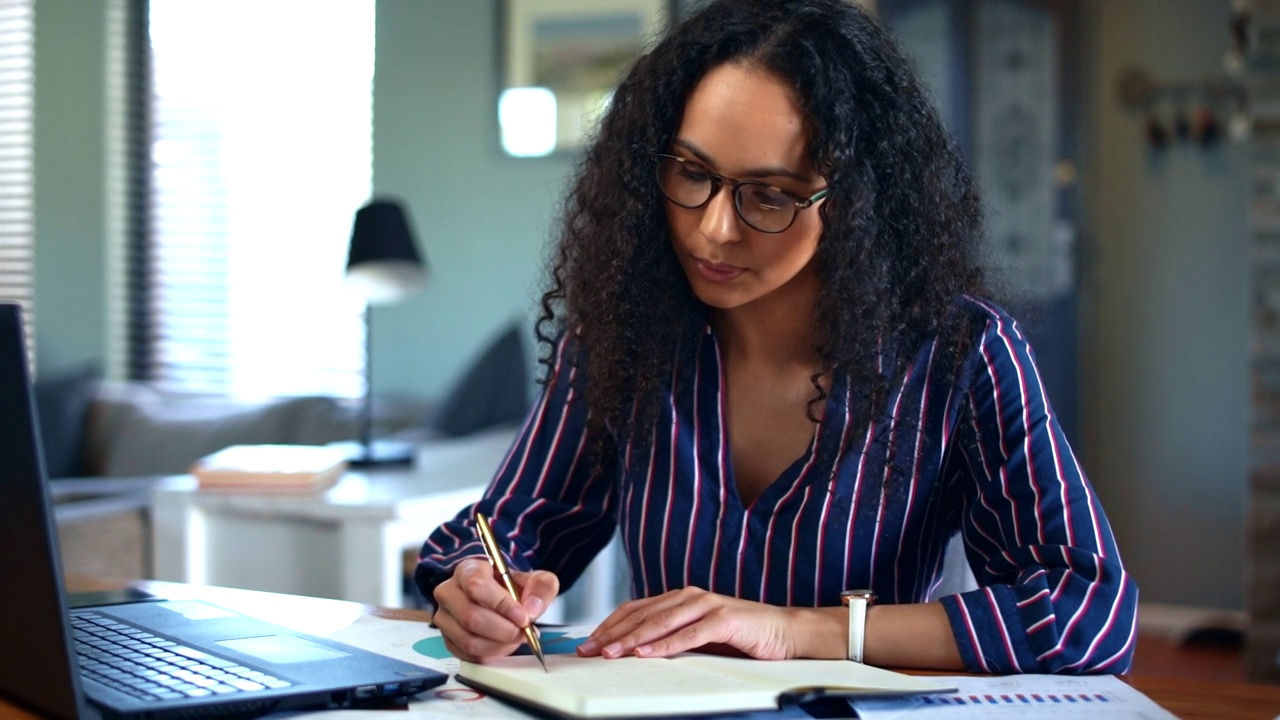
[371,0,578,401]
[28,0,567,401]
[27,1,1252,611]
[32,1,109,376]
[1083,0,1250,609]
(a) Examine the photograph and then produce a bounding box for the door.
[880,0,1086,447]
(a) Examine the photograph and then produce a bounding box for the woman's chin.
[688,282,748,311]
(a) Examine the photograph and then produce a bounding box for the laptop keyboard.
[72,611,293,703]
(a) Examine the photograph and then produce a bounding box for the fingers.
[512,568,560,621]
[433,558,559,662]
[458,557,531,626]
[578,588,795,661]
[432,602,523,662]
[590,594,666,639]
[580,587,727,659]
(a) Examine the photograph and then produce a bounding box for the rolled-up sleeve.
[414,334,619,603]
[939,305,1138,674]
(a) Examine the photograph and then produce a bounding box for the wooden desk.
[3,581,1278,720]
[1128,675,1280,720]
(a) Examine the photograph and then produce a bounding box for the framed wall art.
[500,0,670,156]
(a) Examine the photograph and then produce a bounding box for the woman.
[417,0,1137,674]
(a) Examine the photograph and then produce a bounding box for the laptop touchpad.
[218,635,352,663]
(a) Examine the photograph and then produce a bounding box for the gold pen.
[474,512,547,672]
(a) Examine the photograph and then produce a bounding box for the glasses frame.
[655,153,829,234]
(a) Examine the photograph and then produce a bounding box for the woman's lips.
[695,259,745,282]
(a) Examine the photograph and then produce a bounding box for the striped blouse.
[416,297,1138,674]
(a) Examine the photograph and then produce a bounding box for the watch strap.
[841,590,875,663]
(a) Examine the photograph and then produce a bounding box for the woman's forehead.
[675,63,815,179]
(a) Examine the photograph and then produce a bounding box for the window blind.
[0,0,35,346]
[138,0,374,398]
[106,0,150,382]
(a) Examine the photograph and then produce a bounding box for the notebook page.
[459,654,781,716]
[680,655,957,696]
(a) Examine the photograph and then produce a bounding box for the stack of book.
[190,444,350,493]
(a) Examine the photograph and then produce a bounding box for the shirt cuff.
[939,586,1036,674]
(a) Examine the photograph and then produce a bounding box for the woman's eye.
[743,186,789,211]
[678,167,712,182]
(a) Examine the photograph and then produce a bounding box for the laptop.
[0,302,447,719]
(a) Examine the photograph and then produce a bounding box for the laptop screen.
[0,302,90,719]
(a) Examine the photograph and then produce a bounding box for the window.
[0,0,35,338]
[136,0,374,398]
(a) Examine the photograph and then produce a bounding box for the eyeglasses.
[655,153,828,234]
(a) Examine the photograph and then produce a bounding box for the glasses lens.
[657,157,713,208]
[735,184,796,233]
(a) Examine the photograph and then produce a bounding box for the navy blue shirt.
[417,297,1138,674]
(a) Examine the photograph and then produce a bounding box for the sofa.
[36,320,535,586]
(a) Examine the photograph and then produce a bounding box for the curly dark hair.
[536,0,988,450]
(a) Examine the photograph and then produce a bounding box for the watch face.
[840,590,876,604]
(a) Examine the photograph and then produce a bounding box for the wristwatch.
[840,589,876,663]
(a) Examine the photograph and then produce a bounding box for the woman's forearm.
[795,602,965,670]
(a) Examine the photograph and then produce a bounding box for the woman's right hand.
[431,557,560,662]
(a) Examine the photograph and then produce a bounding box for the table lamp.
[344,199,427,466]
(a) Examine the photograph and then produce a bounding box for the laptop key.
[172,645,237,668]
[181,688,214,698]
[225,679,267,691]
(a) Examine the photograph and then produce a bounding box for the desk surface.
[2,580,1278,720]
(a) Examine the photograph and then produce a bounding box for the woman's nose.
[699,185,742,244]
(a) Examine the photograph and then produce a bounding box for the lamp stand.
[348,306,414,467]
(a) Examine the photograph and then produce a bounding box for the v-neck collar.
[702,328,845,513]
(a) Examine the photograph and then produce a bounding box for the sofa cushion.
[429,320,532,437]
[34,365,99,479]
[92,389,360,477]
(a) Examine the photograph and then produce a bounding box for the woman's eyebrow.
[672,138,811,183]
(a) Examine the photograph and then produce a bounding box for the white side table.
[151,427,517,608]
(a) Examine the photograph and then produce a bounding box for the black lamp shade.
[345,200,428,305]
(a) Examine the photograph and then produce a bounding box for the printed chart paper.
[849,673,1177,719]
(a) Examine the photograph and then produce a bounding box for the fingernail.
[602,642,622,658]
[635,644,652,656]
[524,596,544,617]
[578,639,598,654]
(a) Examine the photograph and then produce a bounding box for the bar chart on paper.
[849,674,1178,719]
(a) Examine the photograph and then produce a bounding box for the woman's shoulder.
[956,294,1016,325]
[937,295,1043,374]
[951,295,1031,342]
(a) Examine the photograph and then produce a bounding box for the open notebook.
[458,652,956,719]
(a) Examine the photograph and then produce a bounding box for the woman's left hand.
[576,586,841,660]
